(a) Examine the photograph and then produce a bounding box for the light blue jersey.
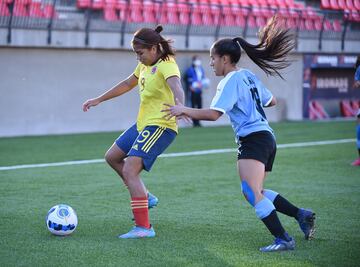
[210,69,274,139]
[355,66,360,82]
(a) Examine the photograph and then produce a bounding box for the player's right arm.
[82,74,138,112]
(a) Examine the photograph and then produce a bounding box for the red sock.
[131,197,150,229]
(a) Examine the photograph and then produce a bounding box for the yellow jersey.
[133,57,180,133]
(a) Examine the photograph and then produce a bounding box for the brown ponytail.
[132,25,175,61]
[212,16,294,79]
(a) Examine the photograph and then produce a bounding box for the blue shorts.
[115,124,177,171]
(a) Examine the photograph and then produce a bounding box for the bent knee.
[241,181,262,207]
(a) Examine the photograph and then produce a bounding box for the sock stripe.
[132,205,148,209]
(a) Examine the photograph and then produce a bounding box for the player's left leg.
[262,188,315,240]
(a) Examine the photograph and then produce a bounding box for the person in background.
[351,56,360,166]
[185,55,209,127]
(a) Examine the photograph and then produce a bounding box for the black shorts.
[237,131,277,172]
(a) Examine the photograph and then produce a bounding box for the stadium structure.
[0,0,359,136]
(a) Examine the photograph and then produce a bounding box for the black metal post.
[242,6,250,39]
[47,0,57,45]
[214,4,222,42]
[341,13,348,51]
[185,3,194,49]
[318,12,326,50]
[84,1,93,46]
[7,1,14,44]
[120,0,130,47]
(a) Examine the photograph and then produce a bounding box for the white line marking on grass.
[0,138,355,171]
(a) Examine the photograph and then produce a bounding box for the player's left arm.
[166,76,185,105]
[264,96,277,107]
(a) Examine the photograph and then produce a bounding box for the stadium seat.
[191,8,203,25]
[29,1,43,18]
[104,6,118,21]
[13,0,29,17]
[354,0,360,10]
[345,0,355,9]
[165,3,180,25]
[321,0,331,9]
[338,0,347,9]
[309,101,329,119]
[43,4,56,19]
[76,0,91,9]
[201,5,214,25]
[177,3,191,25]
[340,100,357,117]
[332,19,342,31]
[351,100,360,111]
[129,3,143,23]
[92,0,104,10]
[0,2,10,16]
[330,0,341,9]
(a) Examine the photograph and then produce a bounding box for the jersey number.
[250,87,266,120]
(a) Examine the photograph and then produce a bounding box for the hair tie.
[155,25,163,33]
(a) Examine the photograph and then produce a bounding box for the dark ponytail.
[132,25,175,61]
[213,16,294,79]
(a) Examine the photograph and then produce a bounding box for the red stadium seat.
[340,100,356,117]
[191,7,203,25]
[330,0,340,9]
[29,1,43,18]
[345,0,355,9]
[247,14,257,28]
[0,2,10,16]
[321,0,331,9]
[166,3,180,25]
[354,0,360,10]
[104,6,118,21]
[92,0,104,10]
[332,19,342,31]
[77,0,91,9]
[338,0,347,9]
[177,3,191,25]
[142,2,156,23]
[43,4,56,19]
[13,1,28,17]
[129,3,143,23]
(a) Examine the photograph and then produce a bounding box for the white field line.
[0,138,355,171]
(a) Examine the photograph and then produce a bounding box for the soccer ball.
[46,204,78,236]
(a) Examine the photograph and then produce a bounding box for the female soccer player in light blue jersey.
[163,16,315,252]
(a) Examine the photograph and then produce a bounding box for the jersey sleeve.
[257,79,273,107]
[158,60,180,80]
[210,75,238,114]
[133,63,141,78]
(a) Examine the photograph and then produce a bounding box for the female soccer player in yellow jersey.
[82,25,185,239]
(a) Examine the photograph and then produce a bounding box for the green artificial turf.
[0,120,359,266]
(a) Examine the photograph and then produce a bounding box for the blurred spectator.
[355,56,360,88]
[185,55,210,127]
[352,56,360,166]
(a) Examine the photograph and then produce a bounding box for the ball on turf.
[46,204,78,236]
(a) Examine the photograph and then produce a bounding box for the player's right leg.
[238,159,294,252]
[106,124,158,209]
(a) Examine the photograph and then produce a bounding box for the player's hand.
[162,98,185,120]
[82,98,100,112]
